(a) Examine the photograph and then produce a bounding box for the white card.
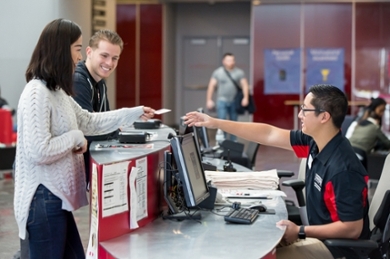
[154,108,171,115]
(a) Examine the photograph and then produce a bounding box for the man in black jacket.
[73,29,123,187]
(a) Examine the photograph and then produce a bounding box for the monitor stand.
[162,211,202,221]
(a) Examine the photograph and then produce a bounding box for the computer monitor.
[179,115,210,151]
[169,133,210,208]
[195,126,210,149]
[178,117,203,154]
[178,116,192,136]
[163,150,180,214]
[195,108,210,149]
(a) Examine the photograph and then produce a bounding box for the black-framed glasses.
[300,105,325,117]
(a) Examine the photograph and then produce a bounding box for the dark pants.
[26,184,85,259]
[19,233,29,259]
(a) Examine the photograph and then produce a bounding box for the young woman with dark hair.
[15,18,154,258]
[348,97,390,168]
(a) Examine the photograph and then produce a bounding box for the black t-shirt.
[84,69,102,112]
[290,130,370,240]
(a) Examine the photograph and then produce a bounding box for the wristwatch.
[298,225,306,239]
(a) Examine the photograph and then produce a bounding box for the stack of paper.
[205,169,279,190]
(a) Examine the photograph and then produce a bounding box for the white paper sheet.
[135,157,148,221]
[86,163,99,259]
[129,166,139,229]
[102,161,129,218]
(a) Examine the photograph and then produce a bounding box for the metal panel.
[182,37,219,114]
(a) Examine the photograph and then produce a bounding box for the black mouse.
[249,204,267,212]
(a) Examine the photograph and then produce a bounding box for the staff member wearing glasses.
[184,84,369,259]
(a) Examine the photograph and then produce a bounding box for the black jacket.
[73,61,118,141]
[73,61,119,186]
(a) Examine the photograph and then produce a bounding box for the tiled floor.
[0,144,301,259]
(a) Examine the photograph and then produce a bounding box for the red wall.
[252,3,352,128]
[139,5,163,109]
[355,3,390,93]
[115,2,390,129]
[116,5,137,108]
[252,4,301,129]
[116,4,162,111]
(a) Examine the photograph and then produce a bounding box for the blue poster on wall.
[306,48,344,92]
[264,48,301,94]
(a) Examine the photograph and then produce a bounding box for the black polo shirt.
[290,130,370,239]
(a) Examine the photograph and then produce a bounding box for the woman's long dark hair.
[359,97,387,125]
[25,19,81,96]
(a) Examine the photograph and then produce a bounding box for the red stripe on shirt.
[362,176,369,207]
[292,145,309,158]
[324,182,339,222]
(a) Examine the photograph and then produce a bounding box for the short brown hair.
[89,29,123,52]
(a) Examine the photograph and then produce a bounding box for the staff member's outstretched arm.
[184,111,292,151]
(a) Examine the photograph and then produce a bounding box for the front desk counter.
[101,195,287,259]
[89,125,287,259]
[89,125,175,258]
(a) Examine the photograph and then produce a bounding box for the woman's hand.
[140,106,155,121]
[73,138,87,154]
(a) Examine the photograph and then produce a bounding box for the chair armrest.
[282,179,305,189]
[277,170,294,178]
[324,239,378,250]
[282,179,305,206]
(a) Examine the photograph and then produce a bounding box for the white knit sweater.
[14,79,144,239]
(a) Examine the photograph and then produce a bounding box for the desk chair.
[324,193,390,259]
[324,153,390,259]
[286,154,390,258]
[353,146,368,170]
[341,115,357,137]
[228,141,260,170]
[282,158,308,226]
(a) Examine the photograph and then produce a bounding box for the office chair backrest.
[340,114,356,137]
[299,158,307,203]
[298,158,308,225]
[368,153,390,230]
[246,142,260,170]
[298,158,307,181]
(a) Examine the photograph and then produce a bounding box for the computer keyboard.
[224,207,259,224]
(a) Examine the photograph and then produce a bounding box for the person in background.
[345,97,386,139]
[206,52,249,141]
[348,97,390,169]
[185,84,369,259]
[15,18,154,258]
[73,29,123,187]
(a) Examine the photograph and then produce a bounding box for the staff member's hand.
[277,220,300,244]
[140,106,155,121]
[184,111,217,129]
